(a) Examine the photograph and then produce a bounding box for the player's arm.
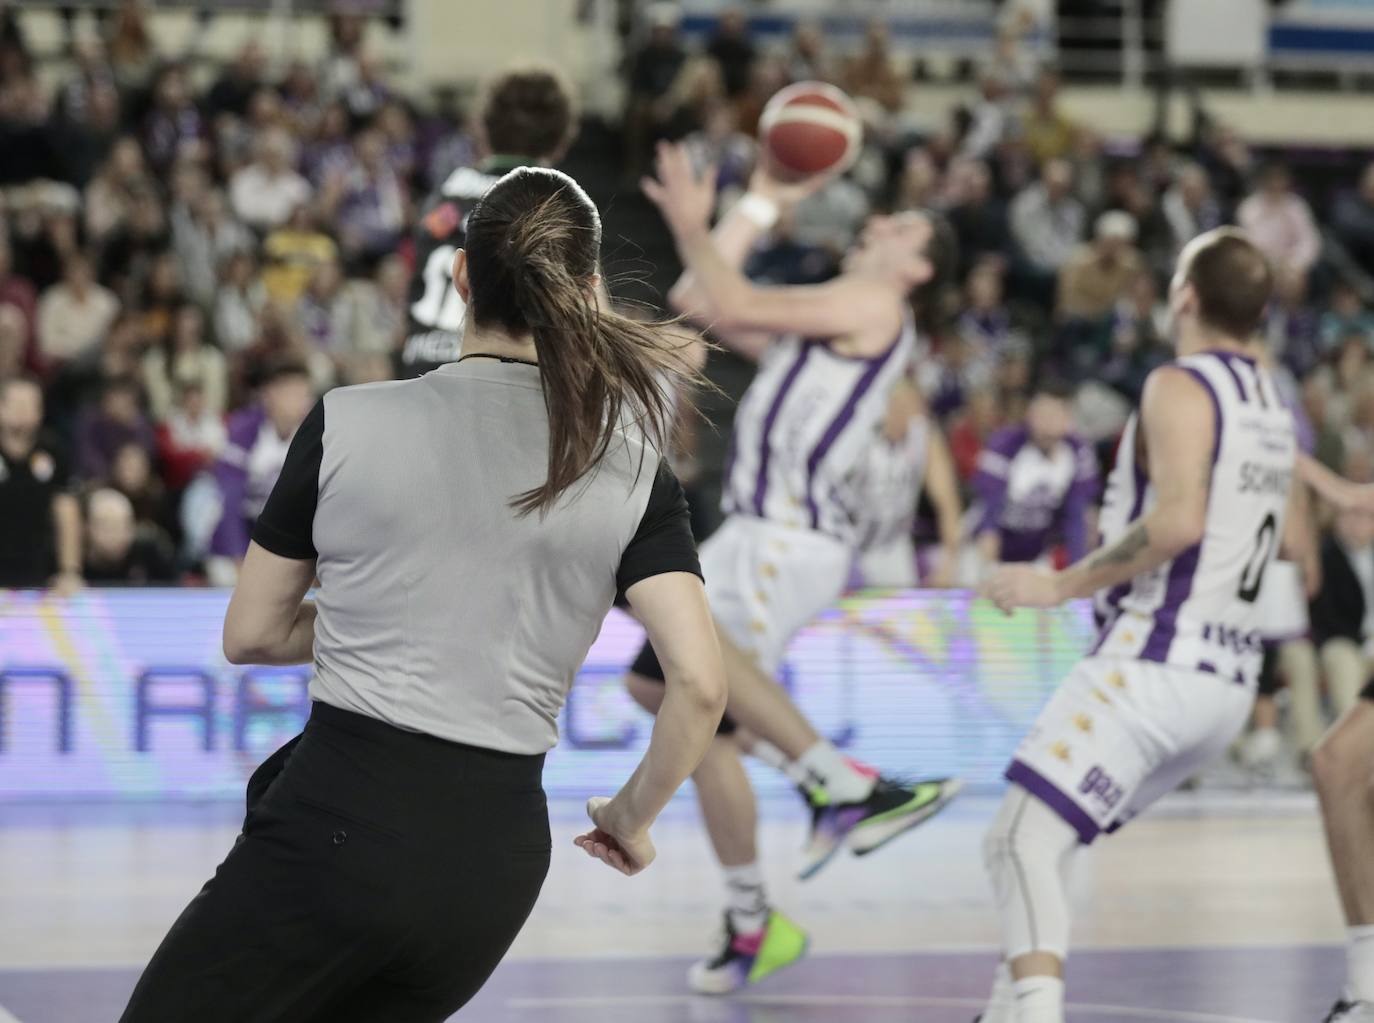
[1281,477,1322,598]
[924,426,964,588]
[1297,452,1374,513]
[985,367,1213,611]
[643,142,899,359]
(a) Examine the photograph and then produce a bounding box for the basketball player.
[1289,456,1374,1022]
[638,140,962,993]
[398,67,575,378]
[979,228,1299,1023]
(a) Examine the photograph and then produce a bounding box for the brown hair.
[1182,228,1273,339]
[480,68,575,163]
[464,167,699,516]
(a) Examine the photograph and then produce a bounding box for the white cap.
[1095,210,1137,242]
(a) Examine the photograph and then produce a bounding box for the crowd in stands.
[3,1,1374,776]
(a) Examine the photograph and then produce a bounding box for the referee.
[120,167,727,1023]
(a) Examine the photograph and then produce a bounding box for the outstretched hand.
[746,161,838,206]
[572,796,656,877]
[980,563,1063,615]
[640,141,718,240]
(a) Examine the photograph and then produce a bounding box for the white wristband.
[736,192,780,232]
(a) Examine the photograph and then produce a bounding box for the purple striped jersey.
[1092,349,1297,687]
[722,319,917,546]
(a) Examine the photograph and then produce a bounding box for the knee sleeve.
[628,641,737,735]
[982,785,1081,961]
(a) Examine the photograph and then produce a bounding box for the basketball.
[758,81,863,183]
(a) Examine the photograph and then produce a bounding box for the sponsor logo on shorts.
[1079,765,1125,811]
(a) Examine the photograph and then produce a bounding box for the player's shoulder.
[322,377,424,419]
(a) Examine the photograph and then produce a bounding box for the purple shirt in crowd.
[972,425,1099,563]
[208,405,295,558]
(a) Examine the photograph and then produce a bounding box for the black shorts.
[121,702,550,1023]
[1257,644,1281,698]
[629,639,737,736]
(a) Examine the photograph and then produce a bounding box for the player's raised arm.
[643,142,902,357]
[1298,452,1374,514]
[985,365,1213,611]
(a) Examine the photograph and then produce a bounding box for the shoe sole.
[796,835,846,882]
[848,778,965,857]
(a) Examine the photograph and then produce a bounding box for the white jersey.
[723,320,917,547]
[1092,350,1296,688]
[848,413,931,551]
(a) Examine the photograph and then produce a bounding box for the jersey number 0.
[411,244,467,333]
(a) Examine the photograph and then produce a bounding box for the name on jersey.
[1200,621,1263,655]
[1238,462,1291,497]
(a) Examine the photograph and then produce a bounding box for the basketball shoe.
[687,909,808,995]
[798,775,963,880]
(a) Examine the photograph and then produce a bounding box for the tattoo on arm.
[1085,522,1150,572]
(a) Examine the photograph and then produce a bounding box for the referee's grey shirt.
[250,356,701,755]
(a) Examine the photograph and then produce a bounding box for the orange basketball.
[758,81,863,183]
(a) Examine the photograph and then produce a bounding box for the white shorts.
[1006,656,1255,843]
[854,535,918,589]
[1255,559,1309,642]
[700,516,851,675]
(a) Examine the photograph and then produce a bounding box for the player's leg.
[1322,638,1368,718]
[1312,690,1374,1021]
[626,671,808,994]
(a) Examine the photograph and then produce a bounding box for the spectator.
[279,59,323,138]
[658,56,728,141]
[133,251,184,351]
[202,360,314,582]
[98,187,170,302]
[105,0,157,95]
[229,126,313,233]
[0,303,24,379]
[1320,280,1374,355]
[340,50,390,126]
[84,135,151,244]
[321,127,408,267]
[1021,67,1078,167]
[0,376,82,592]
[841,19,904,114]
[787,21,830,83]
[36,252,119,366]
[944,159,1010,279]
[293,257,348,360]
[1100,269,1170,402]
[705,7,756,99]
[1161,162,1222,259]
[214,249,267,355]
[1305,373,1347,473]
[142,304,227,421]
[302,101,355,187]
[1056,211,1144,322]
[75,374,154,481]
[957,262,1021,361]
[0,232,37,368]
[683,100,755,198]
[972,378,1099,567]
[172,186,253,308]
[142,63,204,174]
[260,203,338,306]
[1263,265,1321,379]
[82,486,175,585]
[1010,158,1085,282]
[1332,160,1374,277]
[623,4,687,173]
[1237,161,1321,277]
[960,70,1013,161]
[156,379,226,491]
[108,438,169,534]
[948,387,1004,483]
[375,100,417,184]
[337,253,407,368]
[206,41,267,121]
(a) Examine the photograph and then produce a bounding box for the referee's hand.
[573,796,656,876]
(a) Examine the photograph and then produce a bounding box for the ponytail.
[466,172,702,517]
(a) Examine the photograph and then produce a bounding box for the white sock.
[1012,976,1065,1023]
[798,741,874,803]
[749,738,812,787]
[1349,925,1374,1002]
[979,961,1016,1023]
[723,862,769,934]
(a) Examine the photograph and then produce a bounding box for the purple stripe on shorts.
[751,344,813,518]
[1139,365,1222,663]
[1005,759,1101,845]
[803,336,901,529]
